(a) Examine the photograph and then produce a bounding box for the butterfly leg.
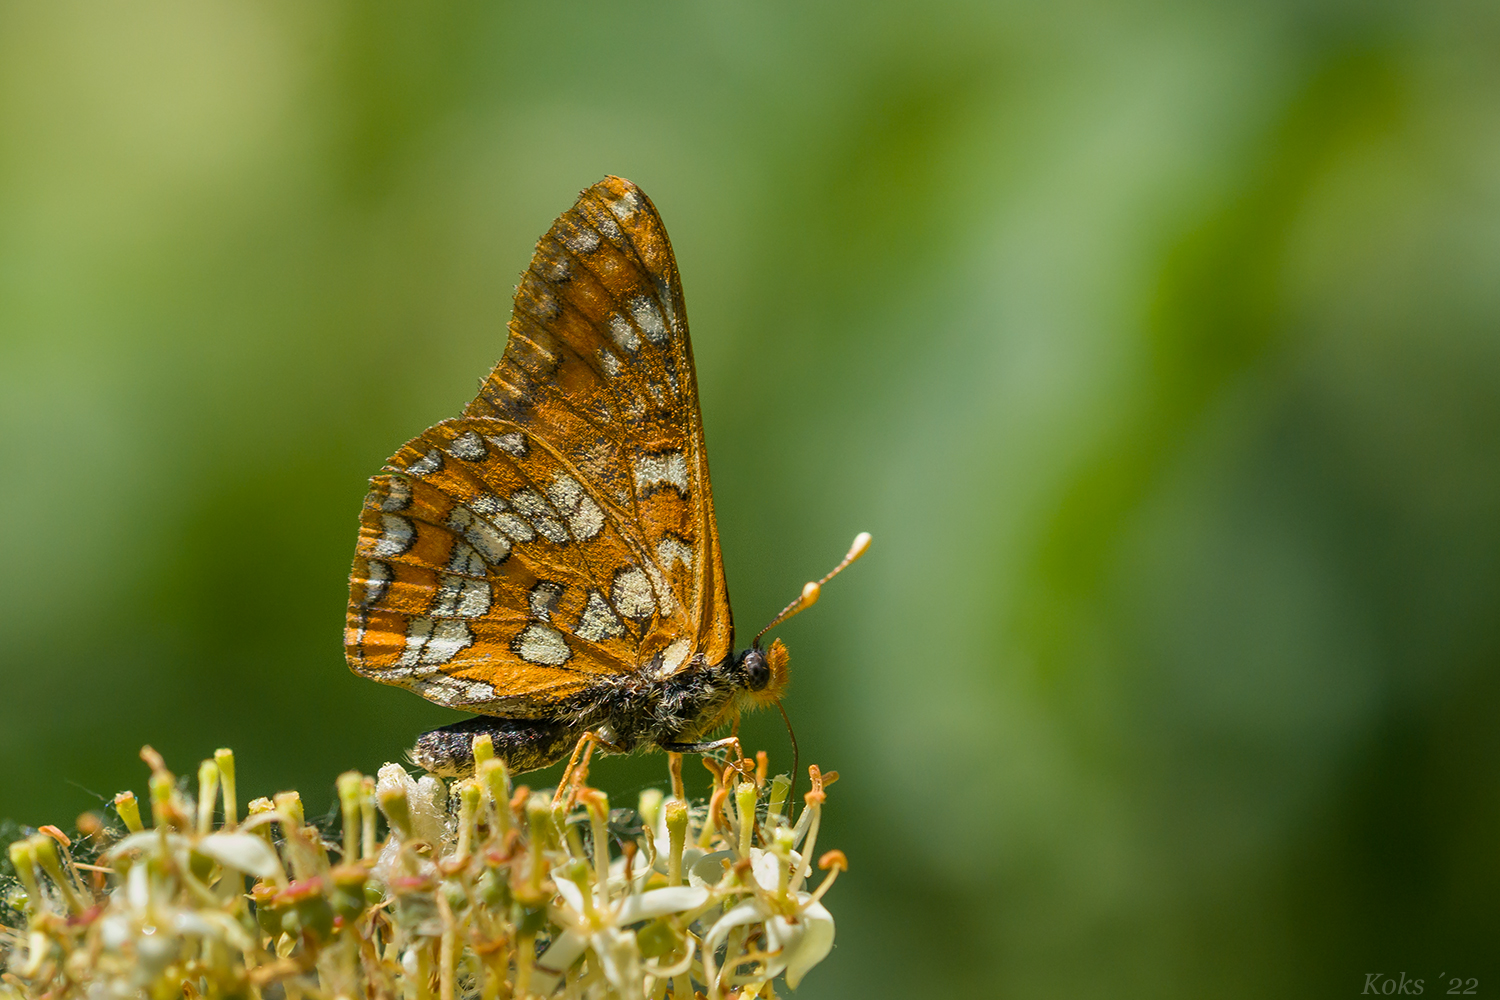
[554,730,627,807]
[668,752,685,801]
[659,737,753,779]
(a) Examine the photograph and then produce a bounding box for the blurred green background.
[3,2,1499,996]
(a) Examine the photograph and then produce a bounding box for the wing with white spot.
[464,177,732,667]
[347,417,701,715]
[345,177,733,717]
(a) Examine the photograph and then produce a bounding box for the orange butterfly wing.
[345,177,733,717]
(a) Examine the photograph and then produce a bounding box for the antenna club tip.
[754,530,870,645]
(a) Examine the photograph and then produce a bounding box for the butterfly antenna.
[753,532,872,648]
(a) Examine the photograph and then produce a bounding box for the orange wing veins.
[345,177,734,718]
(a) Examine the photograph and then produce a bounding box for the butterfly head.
[728,532,869,727]
[738,637,791,708]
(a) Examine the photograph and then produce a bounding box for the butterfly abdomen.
[410,715,575,778]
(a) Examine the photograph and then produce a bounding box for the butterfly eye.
[742,648,771,691]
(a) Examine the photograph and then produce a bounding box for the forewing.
[464,176,732,667]
[345,177,732,717]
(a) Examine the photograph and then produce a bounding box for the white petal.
[532,930,589,995]
[689,850,734,889]
[651,840,706,876]
[750,847,801,892]
[194,832,282,879]
[704,897,770,956]
[592,926,645,1000]
[772,900,836,989]
[106,829,184,860]
[126,862,150,910]
[554,876,586,913]
[606,853,655,895]
[614,886,708,924]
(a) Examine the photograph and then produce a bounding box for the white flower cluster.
[0,741,845,1000]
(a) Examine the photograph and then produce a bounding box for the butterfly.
[345,176,868,779]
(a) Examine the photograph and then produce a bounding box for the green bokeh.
[3,2,1498,996]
